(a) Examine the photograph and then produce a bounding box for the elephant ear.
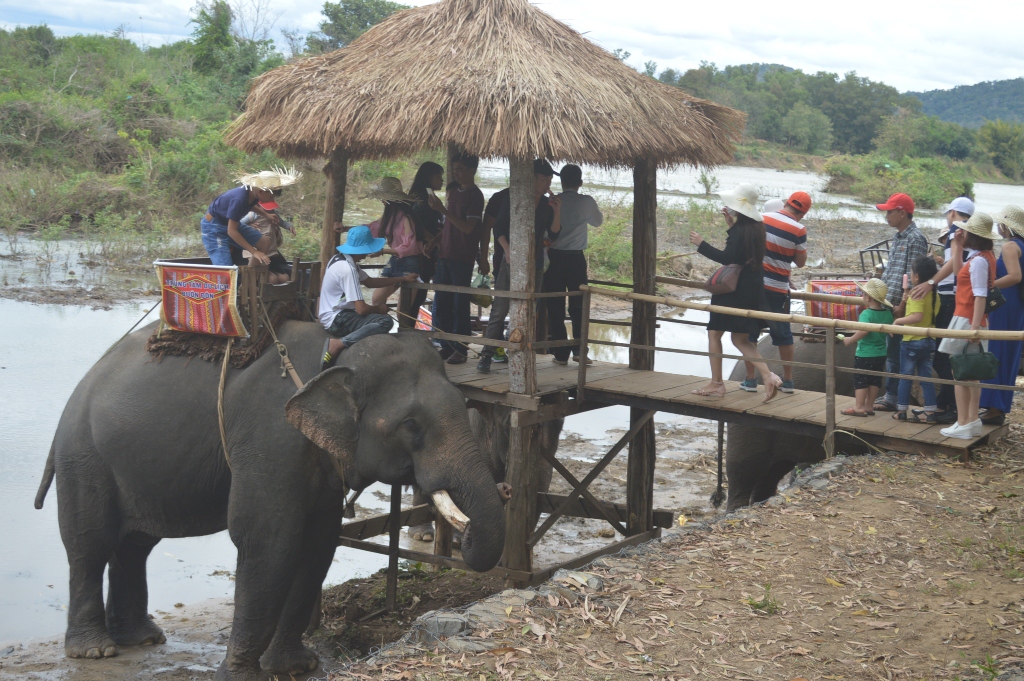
[285,366,359,467]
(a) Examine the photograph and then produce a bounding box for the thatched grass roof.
[226,0,744,167]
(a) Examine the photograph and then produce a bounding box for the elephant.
[33,326,506,681]
[409,403,563,540]
[723,326,858,511]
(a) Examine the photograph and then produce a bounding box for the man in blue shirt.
[201,169,300,267]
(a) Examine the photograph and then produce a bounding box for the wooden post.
[398,285,415,329]
[320,147,348,278]
[627,159,658,535]
[502,157,538,582]
[824,326,836,459]
[576,288,592,401]
[433,513,453,568]
[385,484,401,612]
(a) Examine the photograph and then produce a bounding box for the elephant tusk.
[431,490,469,533]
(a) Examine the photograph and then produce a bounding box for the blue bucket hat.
[338,225,386,255]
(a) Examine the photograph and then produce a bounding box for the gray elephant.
[724,327,858,511]
[409,404,563,541]
[34,327,505,681]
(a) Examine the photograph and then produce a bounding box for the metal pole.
[385,484,401,611]
[824,326,836,460]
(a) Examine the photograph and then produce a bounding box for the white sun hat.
[762,198,785,213]
[719,183,763,222]
[236,166,302,191]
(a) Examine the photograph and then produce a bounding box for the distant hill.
[907,78,1024,128]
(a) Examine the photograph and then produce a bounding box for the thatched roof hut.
[227,0,743,167]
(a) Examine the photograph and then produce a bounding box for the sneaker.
[492,348,508,363]
[780,380,795,393]
[446,352,467,365]
[968,419,983,437]
[551,356,568,366]
[739,379,758,392]
[476,355,492,373]
[940,422,975,440]
[572,355,594,365]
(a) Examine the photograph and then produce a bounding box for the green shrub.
[822,154,974,209]
[587,216,632,282]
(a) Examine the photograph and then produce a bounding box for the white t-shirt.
[318,254,368,328]
[966,249,991,296]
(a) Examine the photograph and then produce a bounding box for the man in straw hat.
[319,226,419,366]
[200,167,300,268]
[978,206,1024,425]
[739,190,810,394]
[872,192,929,413]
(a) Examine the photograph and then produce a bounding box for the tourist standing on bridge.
[841,279,894,416]
[979,206,1024,426]
[740,191,810,394]
[689,183,783,402]
[872,193,929,414]
[544,164,604,366]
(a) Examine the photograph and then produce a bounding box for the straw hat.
[993,205,1024,239]
[858,278,893,307]
[236,166,302,191]
[719,184,762,222]
[953,212,999,240]
[362,176,414,203]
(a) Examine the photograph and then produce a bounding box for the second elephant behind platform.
[725,328,861,511]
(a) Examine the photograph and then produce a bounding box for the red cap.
[876,193,915,214]
[786,191,812,213]
[259,201,279,211]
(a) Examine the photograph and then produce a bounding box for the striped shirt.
[762,210,807,293]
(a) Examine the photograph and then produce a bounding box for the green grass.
[745,583,779,614]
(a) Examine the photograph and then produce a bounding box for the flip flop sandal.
[873,401,898,412]
[907,411,938,424]
[841,407,869,417]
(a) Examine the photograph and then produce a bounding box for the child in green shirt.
[892,256,940,422]
[841,278,894,416]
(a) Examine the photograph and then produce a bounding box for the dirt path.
[327,431,1024,681]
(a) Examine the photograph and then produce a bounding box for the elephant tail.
[34,443,56,510]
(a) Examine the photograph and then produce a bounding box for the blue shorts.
[381,255,426,278]
[750,289,794,346]
[200,218,264,266]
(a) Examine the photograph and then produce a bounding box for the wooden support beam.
[536,493,675,529]
[503,156,539,582]
[576,288,591,402]
[385,485,401,612]
[535,443,628,537]
[336,537,536,583]
[628,159,658,535]
[320,148,348,279]
[824,326,836,459]
[339,503,433,540]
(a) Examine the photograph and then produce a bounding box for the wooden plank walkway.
[446,360,1007,459]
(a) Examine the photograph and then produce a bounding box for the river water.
[4,163,1024,642]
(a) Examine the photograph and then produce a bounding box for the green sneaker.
[493,347,508,363]
[780,380,795,393]
[739,379,758,392]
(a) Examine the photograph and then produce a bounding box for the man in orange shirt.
[741,192,810,393]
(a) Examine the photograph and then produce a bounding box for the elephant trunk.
[421,431,506,573]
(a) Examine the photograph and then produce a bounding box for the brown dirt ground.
[326,426,1024,681]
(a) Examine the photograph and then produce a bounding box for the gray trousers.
[327,309,394,347]
[480,263,510,359]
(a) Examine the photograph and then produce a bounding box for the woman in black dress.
[689,183,782,401]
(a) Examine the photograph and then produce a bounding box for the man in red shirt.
[741,191,809,393]
[428,153,485,364]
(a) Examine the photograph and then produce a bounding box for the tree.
[190,1,234,73]
[781,102,833,153]
[612,48,631,62]
[643,61,657,78]
[978,119,1024,179]
[306,0,409,53]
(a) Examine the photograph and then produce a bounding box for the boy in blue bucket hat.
[319,225,419,366]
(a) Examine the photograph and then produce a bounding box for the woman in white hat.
[978,206,1024,425]
[935,212,999,439]
[689,183,783,402]
[364,177,429,312]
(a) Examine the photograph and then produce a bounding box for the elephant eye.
[402,418,418,431]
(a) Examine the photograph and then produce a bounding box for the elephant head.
[285,333,506,571]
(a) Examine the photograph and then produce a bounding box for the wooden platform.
[446,359,1007,459]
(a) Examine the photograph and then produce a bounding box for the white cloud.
[2,0,1023,92]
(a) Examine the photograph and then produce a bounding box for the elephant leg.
[216,507,304,680]
[105,533,166,647]
[58,451,120,660]
[261,509,342,675]
[724,430,764,513]
[749,460,797,505]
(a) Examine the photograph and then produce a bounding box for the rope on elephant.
[218,337,234,470]
[256,292,304,391]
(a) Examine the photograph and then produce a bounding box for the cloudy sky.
[3,0,1023,93]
